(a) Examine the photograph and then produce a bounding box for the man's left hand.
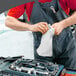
[51,22,65,35]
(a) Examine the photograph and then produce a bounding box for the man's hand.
[51,22,65,35]
[52,12,76,35]
[29,22,49,34]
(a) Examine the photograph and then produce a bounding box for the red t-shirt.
[8,0,76,21]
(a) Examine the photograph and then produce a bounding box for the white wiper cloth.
[37,24,54,57]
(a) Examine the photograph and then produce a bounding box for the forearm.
[5,16,31,31]
[5,16,49,34]
[60,12,76,28]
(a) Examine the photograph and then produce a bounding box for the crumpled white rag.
[37,24,54,57]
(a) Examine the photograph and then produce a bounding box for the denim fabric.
[37,27,54,57]
[33,32,54,62]
[30,0,76,69]
[33,28,76,69]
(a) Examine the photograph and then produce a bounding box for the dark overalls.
[30,0,76,69]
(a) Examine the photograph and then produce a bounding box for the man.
[5,0,76,69]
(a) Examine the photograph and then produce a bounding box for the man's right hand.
[5,16,49,33]
[29,22,49,34]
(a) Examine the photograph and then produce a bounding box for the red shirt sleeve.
[7,4,26,18]
[59,0,70,15]
[66,0,76,10]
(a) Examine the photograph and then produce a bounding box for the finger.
[44,24,49,31]
[51,25,55,28]
[42,24,49,31]
[40,24,48,32]
[38,25,46,34]
[38,29,44,34]
[55,30,60,35]
[39,22,48,29]
[37,27,44,34]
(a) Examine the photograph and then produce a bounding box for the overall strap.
[34,0,39,3]
[57,0,68,18]
[27,0,35,3]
